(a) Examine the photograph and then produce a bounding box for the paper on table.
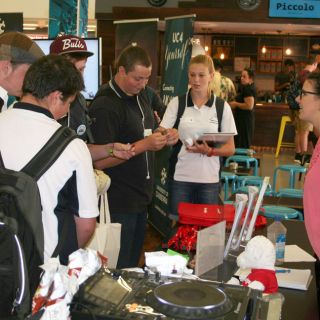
[284,245,316,262]
[275,267,312,291]
[235,267,312,291]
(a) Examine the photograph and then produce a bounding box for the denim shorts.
[168,179,221,221]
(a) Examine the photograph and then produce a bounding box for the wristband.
[207,148,215,157]
[107,146,114,157]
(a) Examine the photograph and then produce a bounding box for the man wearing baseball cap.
[0,31,44,110]
[50,35,135,162]
[50,35,94,143]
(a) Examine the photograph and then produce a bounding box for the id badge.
[144,129,152,137]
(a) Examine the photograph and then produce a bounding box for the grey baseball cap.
[0,31,45,64]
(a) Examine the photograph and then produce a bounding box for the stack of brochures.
[275,267,312,291]
[235,267,312,291]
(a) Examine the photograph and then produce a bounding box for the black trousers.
[111,211,147,269]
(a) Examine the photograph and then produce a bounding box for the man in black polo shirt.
[89,45,178,268]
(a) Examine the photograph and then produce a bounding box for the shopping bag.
[178,202,266,228]
[94,169,111,196]
[87,193,121,268]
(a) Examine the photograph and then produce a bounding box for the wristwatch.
[107,146,114,157]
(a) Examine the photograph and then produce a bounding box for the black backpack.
[168,94,225,179]
[0,126,76,319]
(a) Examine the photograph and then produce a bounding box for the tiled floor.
[140,148,305,266]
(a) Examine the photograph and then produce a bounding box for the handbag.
[87,192,121,268]
[94,169,111,196]
[178,202,266,228]
[178,203,235,227]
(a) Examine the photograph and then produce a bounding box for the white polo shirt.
[160,92,237,183]
[0,104,99,261]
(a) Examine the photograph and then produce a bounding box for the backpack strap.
[22,126,77,261]
[22,126,77,181]
[173,94,187,129]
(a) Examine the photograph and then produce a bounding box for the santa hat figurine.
[228,235,278,294]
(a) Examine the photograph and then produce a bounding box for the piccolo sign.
[269,0,320,18]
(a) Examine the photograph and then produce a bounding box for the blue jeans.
[168,179,221,221]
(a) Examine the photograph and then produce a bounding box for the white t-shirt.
[0,105,99,261]
[161,93,237,183]
[0,86,8,111]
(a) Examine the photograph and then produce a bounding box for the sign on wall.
[49,0,88,37]
[269,0,320,18]
[0,13,23,34]
[160,15,195,105]
[148,15,194,237]
[114,19,158,89]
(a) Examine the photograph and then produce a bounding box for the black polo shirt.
[89,80,156,214]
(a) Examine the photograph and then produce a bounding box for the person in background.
[50,35,135,162]
[274,59,295,102]
[159,54,236,222]
[229,68,256,149]
[287,56,318,164]
[209,58,236,102]
[0,31,44,111]
[296,72,320,300]
[0,54,99,263]
[89,45,178,268]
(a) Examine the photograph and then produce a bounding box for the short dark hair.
[284,59,295,67]
[307,72,320,96]
[22,54,84,100]
[116,45,152,73]
[244,67,255,79]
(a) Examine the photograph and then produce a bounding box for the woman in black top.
[230,68,256,148]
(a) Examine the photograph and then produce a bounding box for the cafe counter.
[252,102,294,148]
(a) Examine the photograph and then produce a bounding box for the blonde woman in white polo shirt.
[159,54,237,222]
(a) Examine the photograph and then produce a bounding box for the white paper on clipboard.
[198,132,236,143]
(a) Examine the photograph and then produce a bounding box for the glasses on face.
[300,89,320,100]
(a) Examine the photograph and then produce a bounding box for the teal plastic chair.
[276,188,303,198]
[260,205,303,221]
[272,164,307,190]
[234,175,274,196]
[235,175,263,189]
[225,155,259,176]
[221,171,237,201]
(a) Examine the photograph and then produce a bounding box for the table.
[202,220,319,319]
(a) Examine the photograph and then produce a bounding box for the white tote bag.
[87,192,121,268]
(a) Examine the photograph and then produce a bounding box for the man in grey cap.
[0,31,44,110]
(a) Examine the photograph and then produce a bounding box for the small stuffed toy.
[228,235,278,294]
